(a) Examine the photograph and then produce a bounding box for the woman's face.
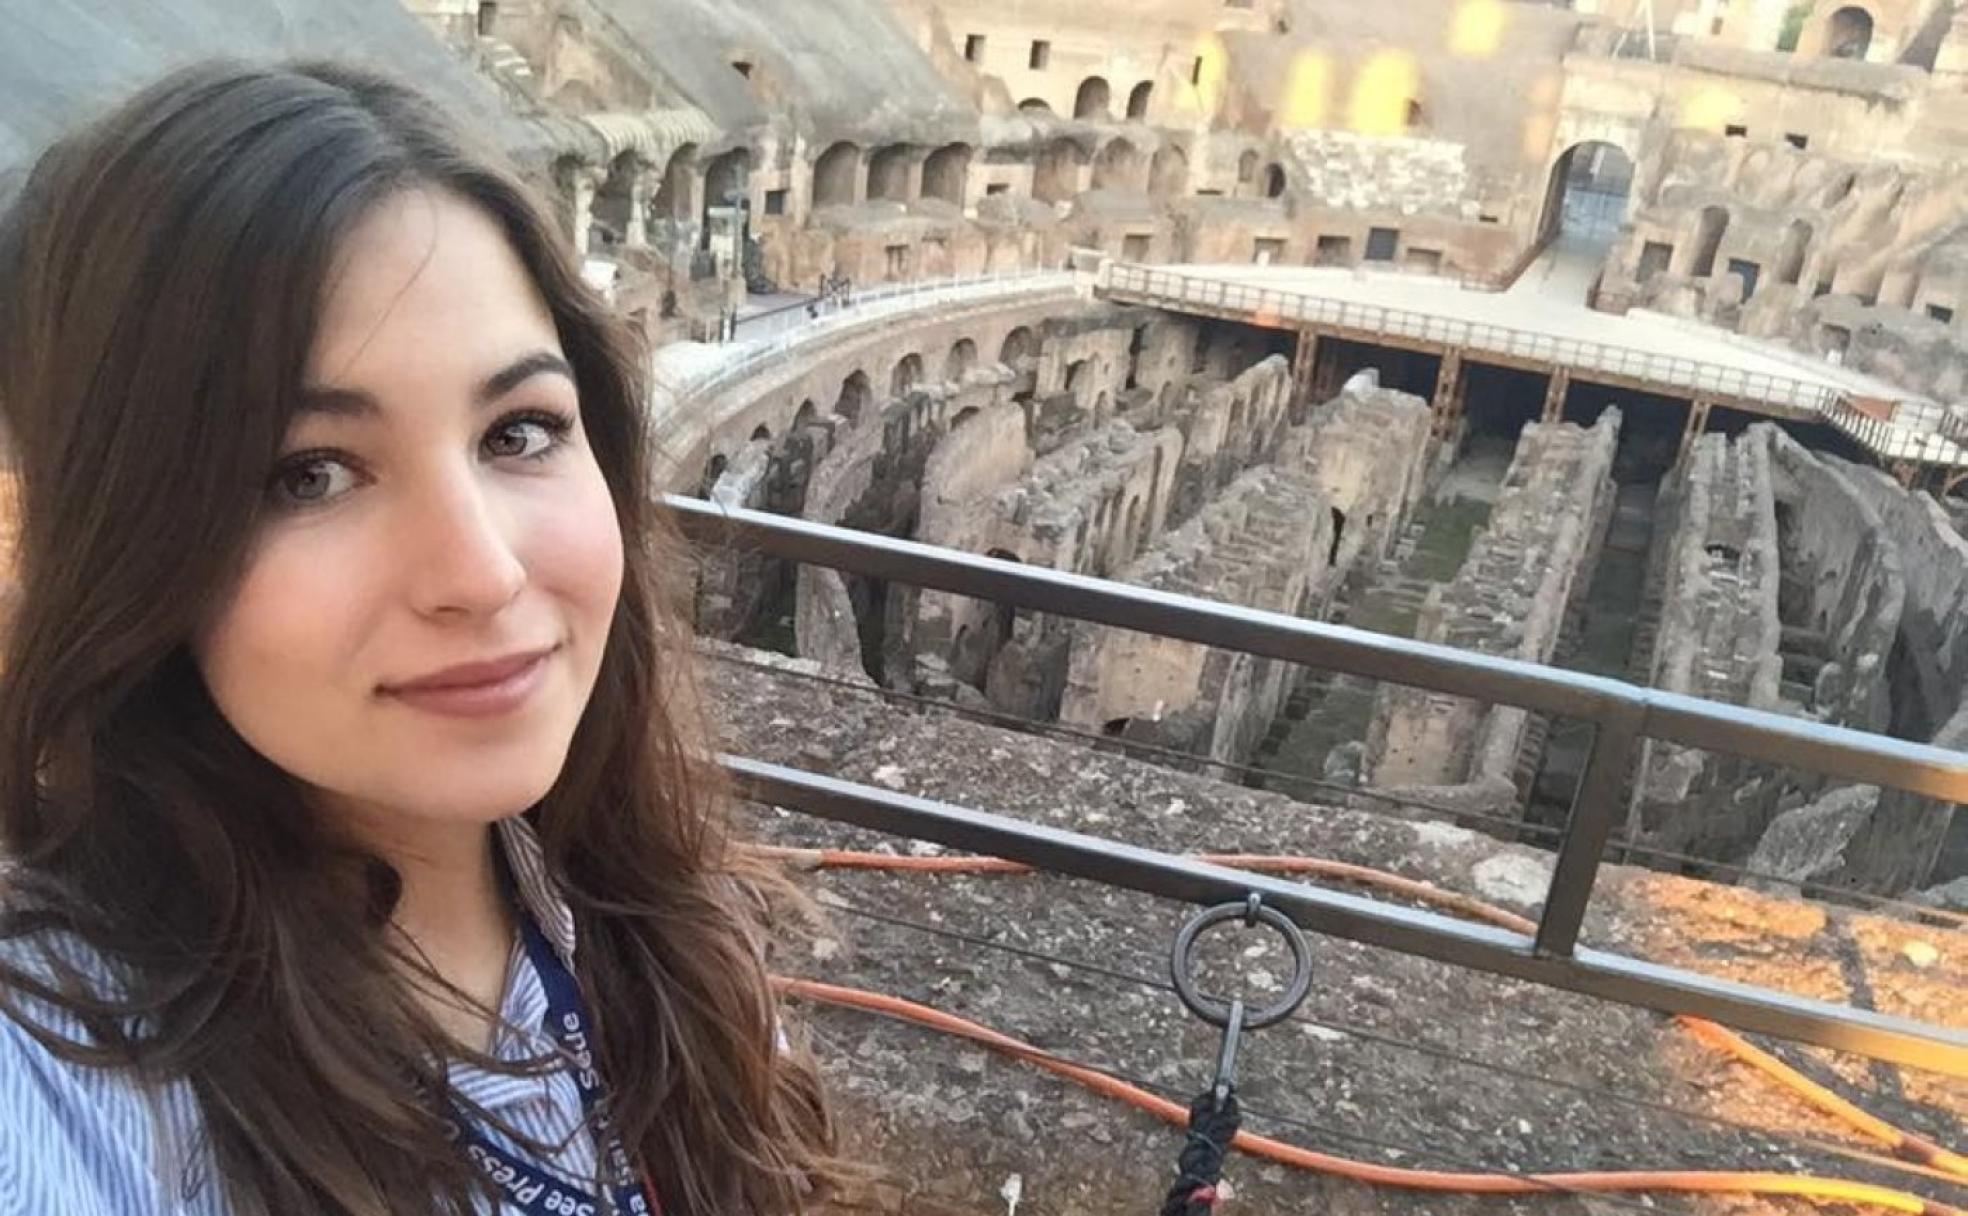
[196,189,625,837]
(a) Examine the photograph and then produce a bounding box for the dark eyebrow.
[475,350,576,406]
[297,351,575,417]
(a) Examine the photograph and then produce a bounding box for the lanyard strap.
[448,913,657,1216]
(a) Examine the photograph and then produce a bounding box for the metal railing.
[678,269,1077,401]
[1102,263,1968,470]
[671,495,1968,1076]
[1105,264,1841,414]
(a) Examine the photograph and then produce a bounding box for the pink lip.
[380,646,556,719]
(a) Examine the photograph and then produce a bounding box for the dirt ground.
[700,644,1968,1216]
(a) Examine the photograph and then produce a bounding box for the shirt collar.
[494,815,578,968]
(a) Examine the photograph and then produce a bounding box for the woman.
[0,59,835,1214]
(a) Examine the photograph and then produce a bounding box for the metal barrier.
[682,269,1077,401]
[1101,264,1968,469]
[1104,264,1839,413]
[671,495,1968,1076]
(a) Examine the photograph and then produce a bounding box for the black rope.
[1159,1089,1242,1216]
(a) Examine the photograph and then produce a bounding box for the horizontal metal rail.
[729,757,1967,1075]
[674,496,1968,1075]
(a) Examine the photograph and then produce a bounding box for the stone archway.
[1074,76,1112,119]
[923,143,972,206]
[813,141,862,209]
[651,142,699,223]
[1692,205,1731,277]
[1126,81,1154,120]
[1538,140,1636,246]
[890,353,925,398]
[1827,5,1875,57]
[945,338,978,382]
[1092,138,1144,192]
[835,369,872,424]
[1149,144,1188,196]
[1034,139,1088,204]
[868,144,916,202]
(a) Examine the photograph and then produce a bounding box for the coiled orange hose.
[763,844,1968,1186]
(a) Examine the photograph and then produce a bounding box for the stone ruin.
[1636,421,1966,898]
[1362,412,1622,817]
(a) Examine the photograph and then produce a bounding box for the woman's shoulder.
[0,930,202,1216]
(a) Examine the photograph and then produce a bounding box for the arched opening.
[951,406,981,430]
[1538,140,1635,248]
[945,338,978,382]
[999,326,1036,368]
[1034,138,1088,204]
[867,144,916,203]
[1262,163,1287,199]
[1092,138,1144,192]
[750,424,772,442]
[1826,6,1874,57]
[890,353,925,398]
[1777,219,1813,285]
[1073,77,1112,120]
[812,142,862,209]
[1237,149,1259,185]
[1018,98,1053,115]
[1149,144,1188,196]
[1692,205,1731,277]
[651,142,699,222]
[794,399,818,428]
[834,370,872,424]
[700,452,729,497]
[592,151,643,247]
[700,148,751,233]
[922,143,972,206]
[1126,81,1154,120]
[1065,358,1093,405]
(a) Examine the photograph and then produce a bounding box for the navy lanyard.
[447,913,657,1216]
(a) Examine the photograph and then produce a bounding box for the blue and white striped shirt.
[0,818,613,1215]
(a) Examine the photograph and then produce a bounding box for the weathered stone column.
[624,162,658,249]
[563,165,604,257]
[1678,397,1713,466]
[1542,367,1571,423]
[1290,328,1320,421]
[1432,347,1465,438]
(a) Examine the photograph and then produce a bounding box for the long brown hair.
[0,59,833,1214]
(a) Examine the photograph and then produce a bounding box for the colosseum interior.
[7,0,1968,1211]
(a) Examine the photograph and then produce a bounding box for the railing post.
[1534,697,1644,959]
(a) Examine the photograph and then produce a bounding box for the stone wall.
[1766,426,1904,734]
[1594,128,1968,401]
[1363,412,1622,808]
[1628,429,1784,849]
[1631,424,1958,896]
[1057,464,1334,765]
[1282,130,1475,219]
[1273,380,1437,603]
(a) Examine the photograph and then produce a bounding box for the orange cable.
[778,976,1964,1215]
[1678,1016,1968,1176]
[765,844,1968,1177]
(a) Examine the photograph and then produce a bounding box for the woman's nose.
[402,469,526,619]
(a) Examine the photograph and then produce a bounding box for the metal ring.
[1169,898,1314,1030]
